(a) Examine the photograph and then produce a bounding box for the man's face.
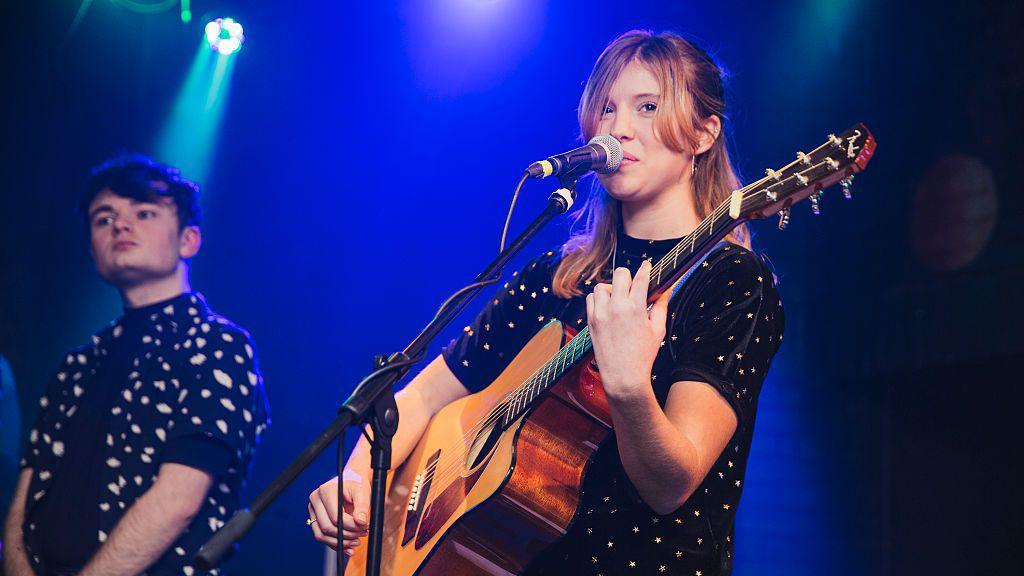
[87,187,199,287]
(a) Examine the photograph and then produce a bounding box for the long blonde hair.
[552,30,748,298]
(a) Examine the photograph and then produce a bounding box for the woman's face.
[595,60,691,204]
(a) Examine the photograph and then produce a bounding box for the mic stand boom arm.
[194,175,581,576]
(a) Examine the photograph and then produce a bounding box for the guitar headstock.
[731,123,876,228]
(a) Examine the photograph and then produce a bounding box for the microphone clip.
[550,173,581,212]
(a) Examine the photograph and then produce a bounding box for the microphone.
[526,135,623,179]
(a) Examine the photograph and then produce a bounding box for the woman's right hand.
[305,357,468,554]
[308,469,371,554]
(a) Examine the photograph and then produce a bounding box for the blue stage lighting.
[204,17,244,55]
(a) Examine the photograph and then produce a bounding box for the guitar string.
[411,193,734,488]
[417,156,840,490]
[414,199,732,489]
[652,136,838,284]
[415,153,844,489]
[418,155,840,491]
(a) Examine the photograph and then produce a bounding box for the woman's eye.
[601,105,614,115]
[138,210,155,220]
[640,102,658,113]
[94,216,113,227]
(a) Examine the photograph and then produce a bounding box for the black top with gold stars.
[442,233,784,576]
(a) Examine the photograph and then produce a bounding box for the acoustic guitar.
[346,124,876,575]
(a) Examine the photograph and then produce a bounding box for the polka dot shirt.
[20,293,270,575]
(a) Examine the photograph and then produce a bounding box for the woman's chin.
[604,184,646,204]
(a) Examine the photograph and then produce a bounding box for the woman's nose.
[609,112,633,141]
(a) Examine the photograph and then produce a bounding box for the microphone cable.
[498,171,531,254]
[404,170,529,353]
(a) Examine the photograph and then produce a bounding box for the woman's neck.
[620,181,701,240]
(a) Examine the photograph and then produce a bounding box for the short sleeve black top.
[442,234,784,575]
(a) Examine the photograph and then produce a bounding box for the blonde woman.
[310,30,784,575]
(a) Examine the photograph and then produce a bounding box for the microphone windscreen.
[589,134,623,174]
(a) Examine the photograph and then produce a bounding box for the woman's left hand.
[586,259,671,400]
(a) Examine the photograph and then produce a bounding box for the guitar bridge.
[402,449,439,546]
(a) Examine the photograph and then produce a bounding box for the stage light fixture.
[204,17,244,55]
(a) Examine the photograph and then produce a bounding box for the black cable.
[499,171,531,253]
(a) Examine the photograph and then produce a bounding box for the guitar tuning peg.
[777,207,791,230]
[841,175,854,199]
[809,192,821,215]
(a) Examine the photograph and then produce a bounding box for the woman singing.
[310,30,784,575]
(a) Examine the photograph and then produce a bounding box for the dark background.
[1,0,1021,574]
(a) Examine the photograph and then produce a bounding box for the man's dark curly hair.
[79,153,202,230]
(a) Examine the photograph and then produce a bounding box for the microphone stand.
[194,174,581,576]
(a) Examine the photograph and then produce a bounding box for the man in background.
[2,155,269,575]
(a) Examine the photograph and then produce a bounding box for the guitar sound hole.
[466,420,502,470]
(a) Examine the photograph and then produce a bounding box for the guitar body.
[345,321,612,576]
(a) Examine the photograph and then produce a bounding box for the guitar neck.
[498,122,878,428]
[648,200,742,302]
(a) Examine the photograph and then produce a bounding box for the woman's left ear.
[179,226,202,259]
[695,115,722,155]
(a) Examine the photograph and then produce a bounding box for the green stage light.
[205,17,245,55]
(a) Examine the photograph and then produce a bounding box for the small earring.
[691,156,697,177]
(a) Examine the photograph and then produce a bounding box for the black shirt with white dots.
[21,293,269,576]
[442,234,784,576]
